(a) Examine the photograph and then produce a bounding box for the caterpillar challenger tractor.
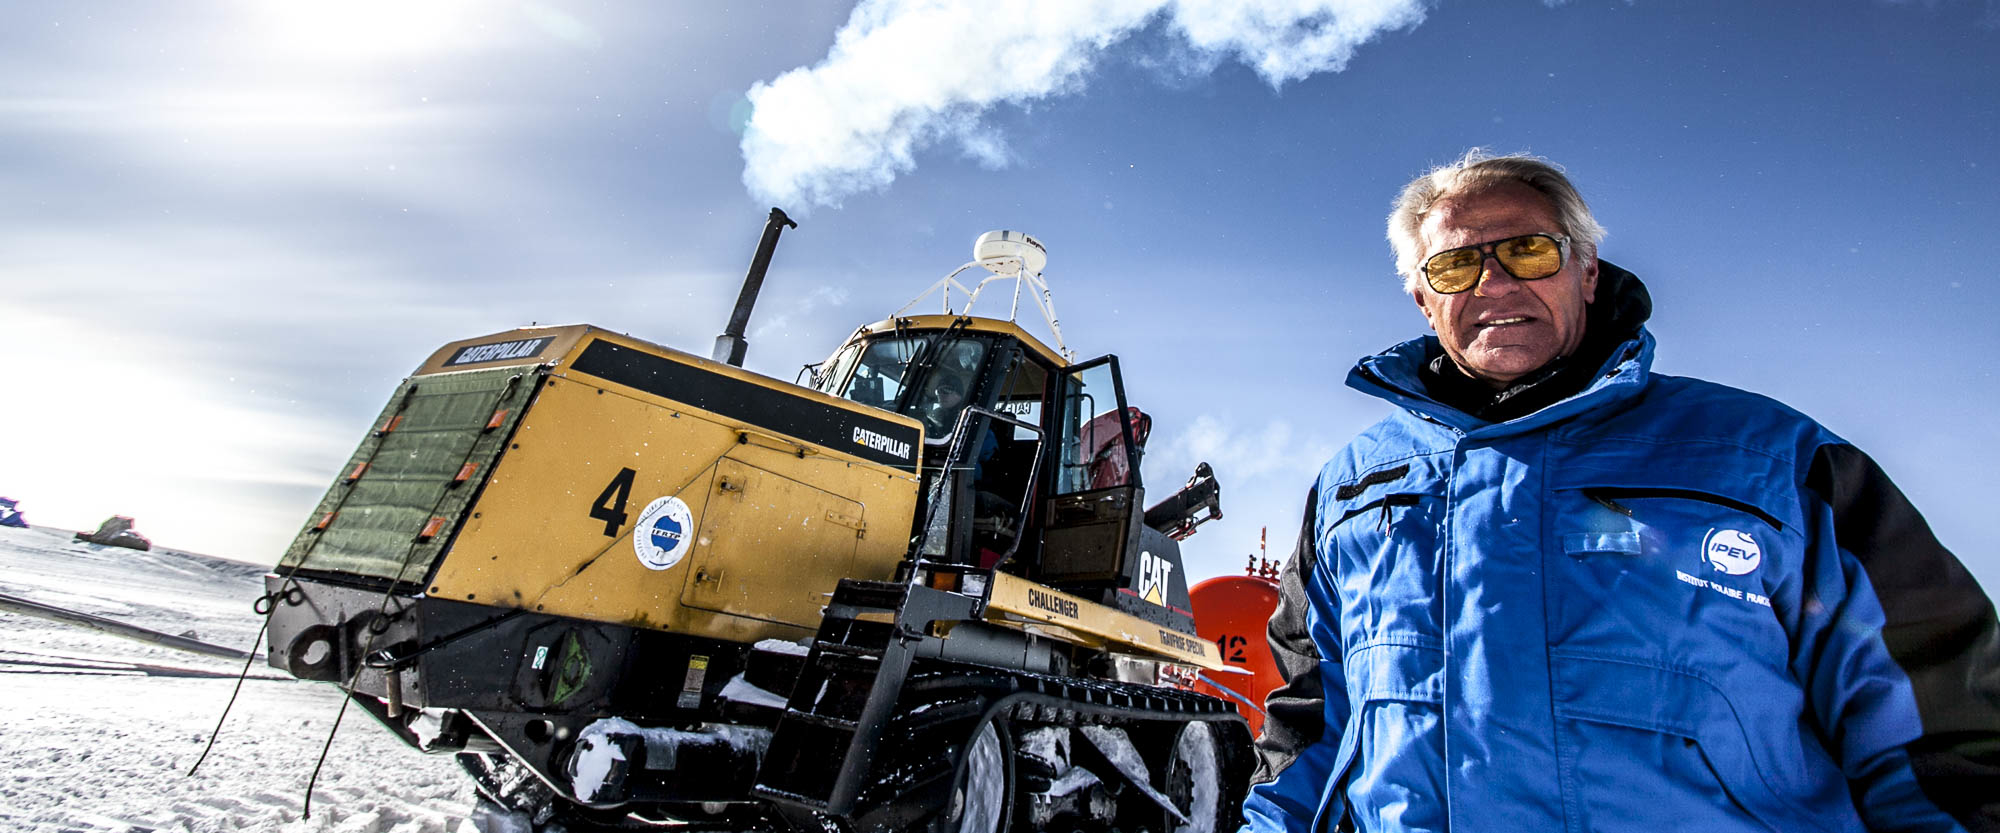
[260,225,1247,832]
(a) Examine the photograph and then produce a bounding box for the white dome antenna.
[974,230,1046,277]
[894,230,1072,360]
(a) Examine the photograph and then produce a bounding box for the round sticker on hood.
[634,496,694,571]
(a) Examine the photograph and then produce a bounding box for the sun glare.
[247,0,488,62]
[4,310,344,561]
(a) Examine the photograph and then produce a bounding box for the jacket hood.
[1586,259,1653,348]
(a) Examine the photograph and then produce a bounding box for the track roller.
[936,710,1014,833]
[1161,721,1225,833]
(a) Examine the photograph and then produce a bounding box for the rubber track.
[461,663,1246,832]
[902,661,1240,724]
[857,660,1246,827]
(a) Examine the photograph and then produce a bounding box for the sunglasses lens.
[1422,234,1566,293]
[1495,234,1563,280]
[1423,248,1484,293]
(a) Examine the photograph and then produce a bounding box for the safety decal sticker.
[633,496,694,571]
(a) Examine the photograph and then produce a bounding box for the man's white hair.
[1387,149,1608,293]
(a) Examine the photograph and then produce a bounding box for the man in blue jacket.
[1241,151,2000,833]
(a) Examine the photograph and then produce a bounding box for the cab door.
[1038,356,1145,584]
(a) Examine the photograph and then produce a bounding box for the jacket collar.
[1346,323,1656,438]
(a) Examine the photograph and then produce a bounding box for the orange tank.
[1187,573,1283,736]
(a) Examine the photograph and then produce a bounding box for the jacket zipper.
[1581,487,1783,532]
[1332,492,1422,529]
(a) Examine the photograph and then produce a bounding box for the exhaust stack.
[712,207,798,367]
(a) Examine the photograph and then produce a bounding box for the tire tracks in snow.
[0,591,254,659]
[0,648,286,680]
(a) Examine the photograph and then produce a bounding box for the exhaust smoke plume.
[740,0,1428,210]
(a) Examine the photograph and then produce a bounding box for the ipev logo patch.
[1701,528,1762,576]
[633,496,694,571]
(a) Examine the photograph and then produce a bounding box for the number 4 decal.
[591,467,637,537]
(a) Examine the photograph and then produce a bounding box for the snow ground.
[0,525,479,833]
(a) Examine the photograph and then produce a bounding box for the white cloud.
[1147,413,1339,578]
[740,0,1429,209]
[1160,414,1333,483]
[752,285,854,340]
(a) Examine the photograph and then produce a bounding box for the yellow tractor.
[262,217,1242,832]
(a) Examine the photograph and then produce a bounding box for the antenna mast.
[893,231,1071,362]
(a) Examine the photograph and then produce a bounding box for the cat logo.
[1136,551,1174,606]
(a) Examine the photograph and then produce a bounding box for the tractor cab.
[807,231,1217,631]
[809,315,1069,570]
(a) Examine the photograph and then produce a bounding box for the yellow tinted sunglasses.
[1420,233,1570,294]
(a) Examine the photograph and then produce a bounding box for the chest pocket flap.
[1318,458,1450,647]
[1548,438,1795,530]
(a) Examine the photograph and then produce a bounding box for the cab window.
[910,340,989,437]
[812,342,863,396]
[993,353,1046,426]
[837,334,930,411]
[1054,360,1134,494]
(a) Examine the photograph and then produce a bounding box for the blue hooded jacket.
[1241,266,2000,833]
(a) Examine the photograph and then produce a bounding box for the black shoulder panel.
[1251,483,1332,786]
[1806,443,2000,831]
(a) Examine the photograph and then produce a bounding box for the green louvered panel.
[279,365,543,584]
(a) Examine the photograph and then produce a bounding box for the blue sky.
[3,0,1996,593]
